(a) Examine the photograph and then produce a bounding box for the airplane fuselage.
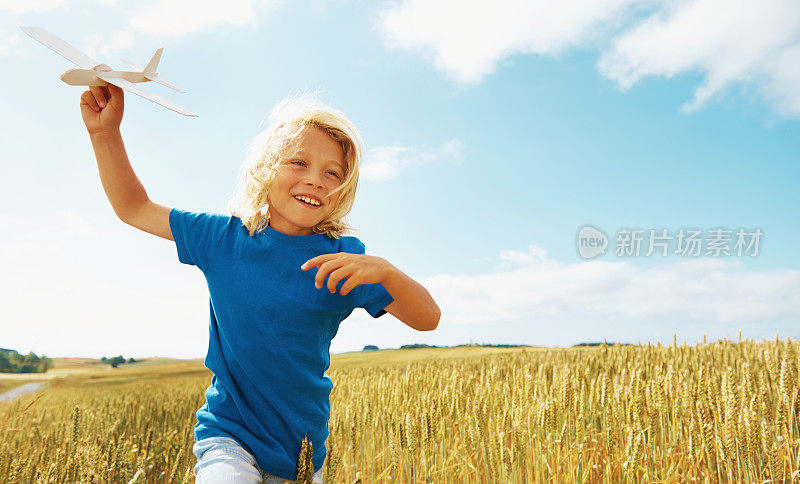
[60,67,152,86]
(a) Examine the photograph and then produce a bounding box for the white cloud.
[4,0,277,61]
[80,31,133,60]
[3,209,796,357]
[112,30,135,51]
[362,138,463,181]
[598,0,800,115]
[82,33,105,60]
[0,32,22,56]
[89,0,278,60]
[0,210,210,359]
[378,0,800,117]
[379,0,646,84]
[0,0,64,14]
[58,208,99,237]
[125,0,274,39]
[760,45,800,116]
[425,244,800,326]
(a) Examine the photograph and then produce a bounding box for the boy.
[82,84,441,482]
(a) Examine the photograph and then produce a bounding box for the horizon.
[5,331,794,361]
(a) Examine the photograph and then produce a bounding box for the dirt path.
[0,382,46,402]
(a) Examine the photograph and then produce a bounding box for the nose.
[303,171,325,189]
[304,178,323,190]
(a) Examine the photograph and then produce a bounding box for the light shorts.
[192,436,324,483]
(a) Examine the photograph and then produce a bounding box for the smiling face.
[266,125,346,236]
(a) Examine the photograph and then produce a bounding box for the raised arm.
[83,84,173,241]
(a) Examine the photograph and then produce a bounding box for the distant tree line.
[572,342,632,347]
[101,356,137,368]
[359,342,632,352]
[0,348,52,373]
[399,343,533,350]
[454,343,533,348]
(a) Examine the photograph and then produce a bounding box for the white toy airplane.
[21,26,197,117]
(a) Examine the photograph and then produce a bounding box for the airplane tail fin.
[144,48,162,75]
[125,48,186,92]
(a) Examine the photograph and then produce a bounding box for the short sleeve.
[346,238,394,318]
[169,208,230,272]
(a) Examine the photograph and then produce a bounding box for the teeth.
[294,195,320,206]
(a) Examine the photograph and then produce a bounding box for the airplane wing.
[20,26,98,68]
[147,76,185,93]
[95,73,197,117]
[122,59,142,71]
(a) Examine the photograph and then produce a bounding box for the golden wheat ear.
[297,435,314,483]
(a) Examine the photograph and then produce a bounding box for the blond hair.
[226,92,363,239]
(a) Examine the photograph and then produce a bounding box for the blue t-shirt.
[169,208,394,481]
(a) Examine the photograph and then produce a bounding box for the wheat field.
[1,336,798,483]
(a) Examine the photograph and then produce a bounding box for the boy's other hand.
[301,253,394,296]
[81,84,124,134]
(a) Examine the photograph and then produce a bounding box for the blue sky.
[1,0,798,359]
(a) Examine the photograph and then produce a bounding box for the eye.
[291,160,341,179]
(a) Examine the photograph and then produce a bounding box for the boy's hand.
[81,84,124,134]
[301,253,394,296]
